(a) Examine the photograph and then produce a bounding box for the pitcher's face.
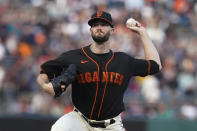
[90,22,113,44]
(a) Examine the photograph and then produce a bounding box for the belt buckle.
[104,120,110,127]
[87,119,91,125]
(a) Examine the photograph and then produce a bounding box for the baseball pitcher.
[37,10,162,131]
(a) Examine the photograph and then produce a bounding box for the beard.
[91,30,110,44]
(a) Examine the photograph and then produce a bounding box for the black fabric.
[40,49,80,80]
[88,10,114,27]
[149,60,160,75]
[93,52,111,60]
[40,45,160,120]
[51,64,77,97]
[74,109,115,128]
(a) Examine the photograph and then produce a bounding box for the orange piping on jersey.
[97,52,114,119]
[40,66,46,73]
[81,48,99,120]
[147,60,151,74]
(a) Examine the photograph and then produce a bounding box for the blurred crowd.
[0,0,197,121]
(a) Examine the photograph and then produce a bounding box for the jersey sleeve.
[129,57,160,77]
[40,53,70,80]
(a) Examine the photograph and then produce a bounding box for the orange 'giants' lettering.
[77,71,124,86]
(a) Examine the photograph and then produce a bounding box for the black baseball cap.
[88,10,114,28]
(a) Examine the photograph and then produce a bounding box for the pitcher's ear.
[111,28,115,33]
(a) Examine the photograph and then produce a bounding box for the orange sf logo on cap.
[96,11,103,17]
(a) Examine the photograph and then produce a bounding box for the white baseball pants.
[51,109,126,131]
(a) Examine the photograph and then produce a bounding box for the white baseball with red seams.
[126,18,137,27]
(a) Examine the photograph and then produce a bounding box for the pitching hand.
[126,20,146,35]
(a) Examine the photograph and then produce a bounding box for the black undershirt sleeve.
[130,58,160,77]
[148,60,160,75]
[40,53,69,80]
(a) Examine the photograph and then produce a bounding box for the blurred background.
[0,0,197,131]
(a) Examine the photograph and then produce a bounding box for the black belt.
[74,109,115,128]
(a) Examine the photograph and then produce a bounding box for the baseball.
[126,18,137,28]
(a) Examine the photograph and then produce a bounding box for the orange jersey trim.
[147,60,151,74]
[40,65,46,73]
[81,48,100,120]
[97,52,114,118]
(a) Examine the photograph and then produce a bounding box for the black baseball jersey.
[40,45,159,120]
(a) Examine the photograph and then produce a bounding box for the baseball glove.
[51,64,77,97]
